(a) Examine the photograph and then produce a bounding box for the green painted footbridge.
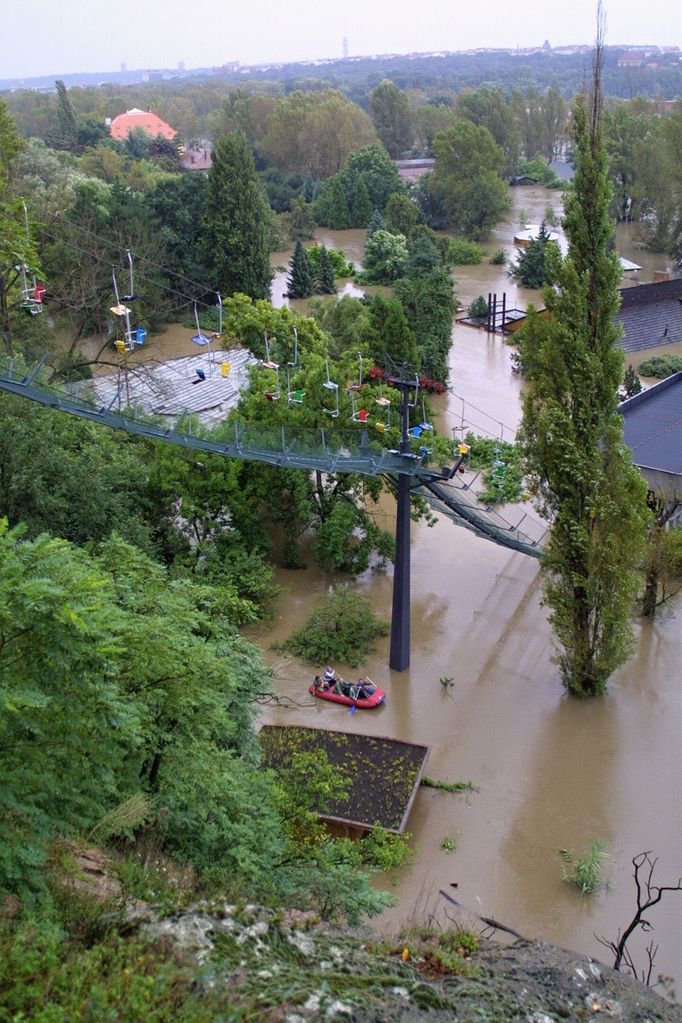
[0,355,546,562]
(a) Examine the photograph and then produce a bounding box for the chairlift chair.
[347,353,364,393]
[288,326,299,367]
[211,292,223,340]
[323,358,339,417]
[286,366,305,406]
[20,205,43,315]
[374,391,392,433]
[121,250,136,302]
[418,398,433,433]
[261,332,279,370]
[110,268,136,351]
[191,300,211,348]
[351,393,369,423]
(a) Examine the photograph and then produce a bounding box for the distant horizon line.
[2,40,679,87]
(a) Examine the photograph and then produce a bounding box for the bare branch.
[597,851,682,984]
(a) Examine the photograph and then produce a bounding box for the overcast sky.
[2,0,679,79]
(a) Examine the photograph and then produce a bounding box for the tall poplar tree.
[203,133,272,300]
[55,80,78,151]
[519,27,649,697]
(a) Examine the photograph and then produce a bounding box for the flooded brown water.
[68,190,680,979]
[251,188,682,981]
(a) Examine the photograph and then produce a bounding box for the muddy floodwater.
[249,188,682,982]
[73,188,680,980]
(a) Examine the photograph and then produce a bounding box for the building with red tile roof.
[109,108,176,141]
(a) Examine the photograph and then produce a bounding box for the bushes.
[446,238,484,265]
[638,354,682,378]
[281,586,389,666]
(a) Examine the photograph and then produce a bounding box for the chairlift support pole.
[389,372,418,672]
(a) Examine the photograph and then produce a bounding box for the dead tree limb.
[596,851,682,986]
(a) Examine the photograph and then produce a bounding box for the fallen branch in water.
[439,889,525,940]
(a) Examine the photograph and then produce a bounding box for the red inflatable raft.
[309,680,385,709]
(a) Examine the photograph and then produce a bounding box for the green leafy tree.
[145,172,207,291]
[456,85,522,175]
[394,266,454,381]
[362,229,408,283]
[428,119,510,239]
[345,144,403,210]
[0,523,137,891]
[287,240,314,298]
[286,196,316,241]
[314,145,402,227]
[315,245,337,295]
[367,293,418,366]
[384,191,420,238]
[518,55,649,697]
[203,132,272,300]
[0,98,26,186]
[261,89,376,179]
[282,585,389,666]
[370,80,413,158]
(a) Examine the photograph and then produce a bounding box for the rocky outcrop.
[115,901,680,1022]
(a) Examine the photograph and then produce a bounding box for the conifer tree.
[287,240,314,298]
[326,177,352,230]
[511,221,554,289]
[519,25,649,697]
[55,80,78,151]
[203,133,272,300]
[351,176,372,228]
[367,208,384,238]
[316,245,337,295]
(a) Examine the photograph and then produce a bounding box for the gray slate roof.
[616,279,682,354]
[619,372,682,475]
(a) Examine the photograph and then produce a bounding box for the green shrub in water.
[281,585,389,667]
[560,839,607,894]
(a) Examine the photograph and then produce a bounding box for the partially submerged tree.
[315,245,337,295]
[511,221,556,289]
[519,26,649,697]
[286,240,314,299]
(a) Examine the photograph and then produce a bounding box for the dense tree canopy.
[426,119,511,239]
[203,132,272,300]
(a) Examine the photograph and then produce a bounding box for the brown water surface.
[250,187,682,981]
[69,190,681,979]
